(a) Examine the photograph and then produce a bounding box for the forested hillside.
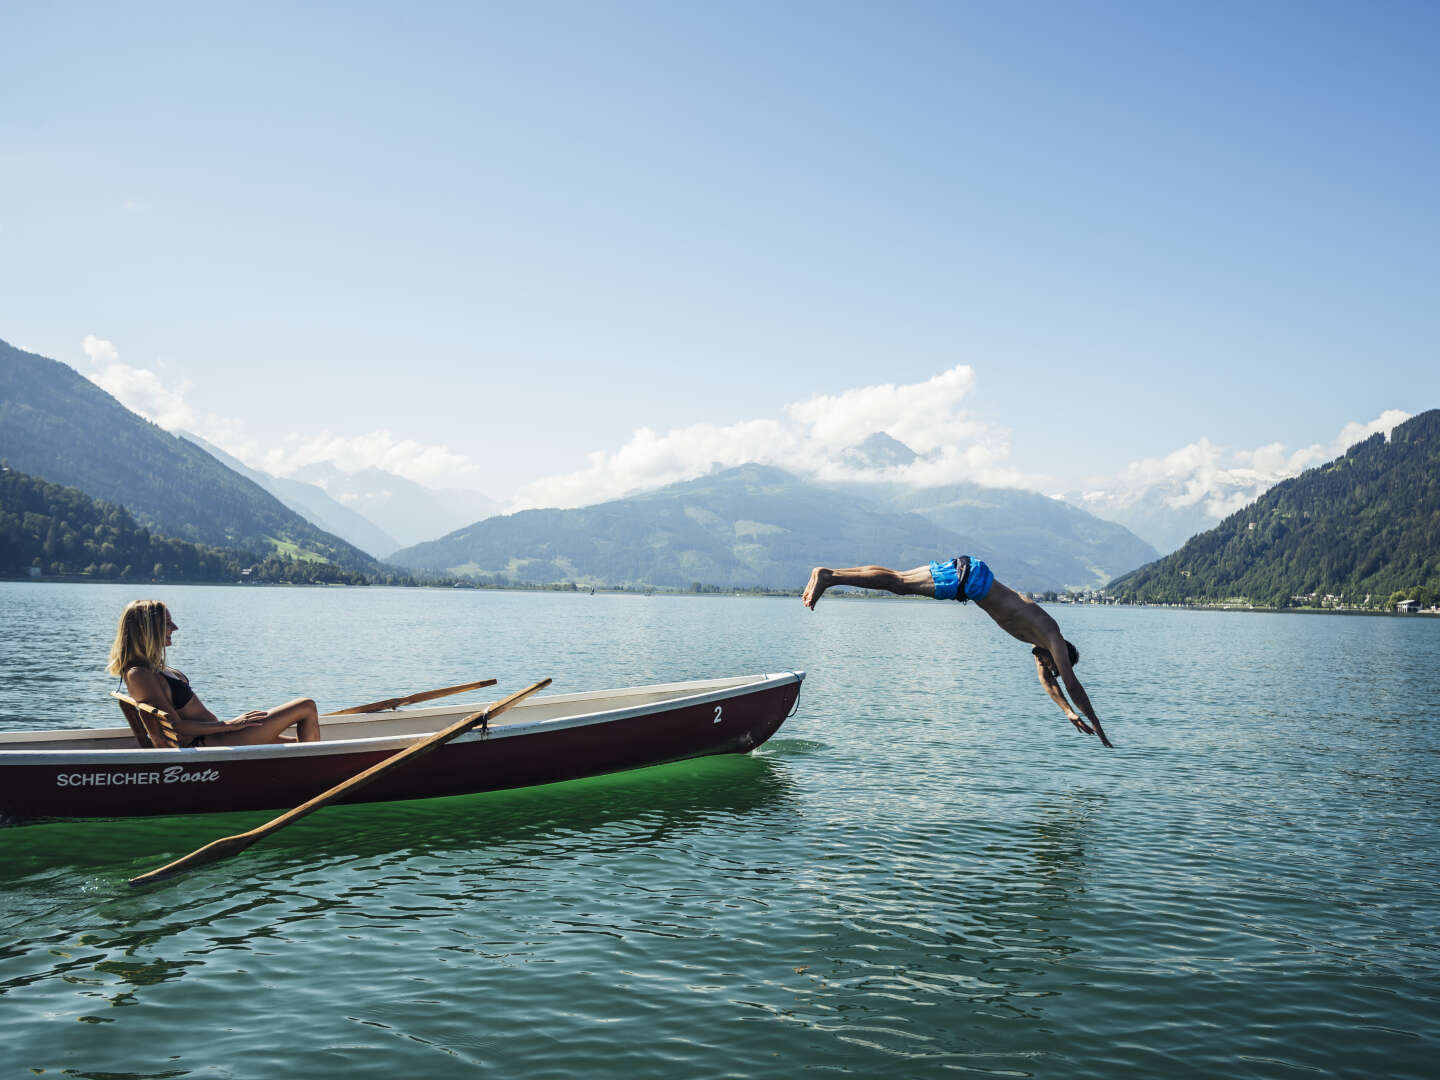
[0,467,368,583]
[1107,409,1440,607]
[0,339,381,574]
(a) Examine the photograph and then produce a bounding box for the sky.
[2,1,1436,517]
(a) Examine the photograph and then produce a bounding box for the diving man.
[802,557,1113,748]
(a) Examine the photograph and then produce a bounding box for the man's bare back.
[803,560,1114,748]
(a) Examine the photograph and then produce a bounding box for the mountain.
[823,433,1158,589]
[842,432,919,470]
[1,466,237,581]
[1,465,369,583]
[1107,409,1440,606]
[290,462,499,549]
[871,481,1159,591]
[1067,487,1230,555]
[0,339,383,574]
[180,432,401,558]
[388,463,1063,591]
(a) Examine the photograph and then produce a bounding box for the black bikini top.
[162,669,194,710]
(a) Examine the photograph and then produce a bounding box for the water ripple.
[2,588,1439,1077]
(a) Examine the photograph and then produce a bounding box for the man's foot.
[802,567,833,609]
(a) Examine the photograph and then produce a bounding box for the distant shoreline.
[5,575,1437,617]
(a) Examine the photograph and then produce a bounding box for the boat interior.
[0,674,780,753]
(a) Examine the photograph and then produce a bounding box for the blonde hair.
[107,600,170,676]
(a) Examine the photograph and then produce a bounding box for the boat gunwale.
[0,671,805,765]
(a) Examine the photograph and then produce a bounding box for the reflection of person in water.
[108,599,321,747]
[803,556,1113,748]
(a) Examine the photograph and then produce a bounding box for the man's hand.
[1066,713,1096,736]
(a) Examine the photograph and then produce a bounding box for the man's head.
[1033,640,1079,674]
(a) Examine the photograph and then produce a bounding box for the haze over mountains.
[289,462,499,552]
[180,431,402,558]
[179,433,501,558]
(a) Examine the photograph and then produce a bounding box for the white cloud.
[509,364,1047,510]
[82,334,199,432]
[78,337,490,491]
[783,366,982,453]
[76,350,1041,508]
[1080,409,1412,522]
[256,430,490,490]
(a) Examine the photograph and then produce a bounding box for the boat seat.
[111,692,182,749]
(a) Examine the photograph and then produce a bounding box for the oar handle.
[129,678,552,887]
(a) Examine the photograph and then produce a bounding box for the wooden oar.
[323,678,497,716]
[128,678,552,888]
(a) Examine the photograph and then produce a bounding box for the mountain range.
[387,462,1153,592]
[387,463,1004,589]
[0,337,1164,590]
[1067,486,1224,557]
[180,432,402,558]
[23,333,1428,602]
[888,483,1157,588]
[0,339,382,574]
[0,465,367,584]
[1108,409,1440,606]
[289,462,499,551]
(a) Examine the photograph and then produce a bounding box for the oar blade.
[129,832,264,887]
[128,677,552,888]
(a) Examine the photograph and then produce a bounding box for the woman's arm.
[125,669,259,738]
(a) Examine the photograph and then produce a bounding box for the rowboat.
[0,672,804,820]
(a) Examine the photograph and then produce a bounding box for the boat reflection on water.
[0,750,802,884]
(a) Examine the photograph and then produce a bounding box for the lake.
[1,581,1437,1078]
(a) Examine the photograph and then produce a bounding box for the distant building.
[26,566,41,578]
[1397,599,1421,613]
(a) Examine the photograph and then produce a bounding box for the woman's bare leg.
[803,565,935,608]
[207,698,322,746]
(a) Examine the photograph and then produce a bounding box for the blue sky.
[2,1,1436,513]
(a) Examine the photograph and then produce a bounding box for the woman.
[107,600,321,746]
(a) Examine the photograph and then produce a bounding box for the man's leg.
[803,565,936,609]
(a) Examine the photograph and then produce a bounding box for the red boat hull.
[1,675,802,820]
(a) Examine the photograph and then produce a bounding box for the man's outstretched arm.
[1035,655,1096,736]
[1056,666,1114,749]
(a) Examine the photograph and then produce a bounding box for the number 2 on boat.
[713,705,723,724]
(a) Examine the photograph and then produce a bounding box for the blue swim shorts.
[929,558,961,600]
[929,556,994,602]
[963,556,994,601]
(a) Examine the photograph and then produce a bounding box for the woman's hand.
[226,710,268,729]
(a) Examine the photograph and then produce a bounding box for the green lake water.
[1,581,1437,1078]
